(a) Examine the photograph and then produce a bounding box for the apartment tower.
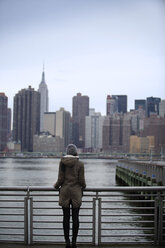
[13,86,40,152]
[72,93,89,148]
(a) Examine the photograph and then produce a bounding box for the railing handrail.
[0,185,165,191]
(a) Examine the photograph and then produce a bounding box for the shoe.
[65,239,71,248]
[72,242,77,248]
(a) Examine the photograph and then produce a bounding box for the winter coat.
[54,155,86,208]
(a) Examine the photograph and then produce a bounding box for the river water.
[0,158,117,187]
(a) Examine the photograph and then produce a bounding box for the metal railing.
[0,186,165,246]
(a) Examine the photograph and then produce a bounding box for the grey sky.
[0,0,165,115]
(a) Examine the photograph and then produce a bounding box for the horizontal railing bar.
[102,227,154,230]
[0,227,24,229]
[101,234,154,237]
[0,220,23,223]
[101,200,155,203]
[0,214,24,216]
[101,221,154,223]
[101,214,154,217]
[0,233,24,236]
[0,207,24,209]
[0,200,24,202]
[1,186,165,192]
[101,207,155,210]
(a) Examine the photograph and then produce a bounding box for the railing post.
[154,192,164,245]
[98,198,101,246]
[158,193,163,245]
[24,196,28,245]
[29,197,33,245]
[92,198,96,246]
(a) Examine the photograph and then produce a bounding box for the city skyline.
[1,0,165,115]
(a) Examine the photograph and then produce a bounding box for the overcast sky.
[0,0,165,115]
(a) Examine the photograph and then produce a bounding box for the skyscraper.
[113,95,127,113]
[135,99,146,111]
[146,97,161,117]
[0,93,8,151]
[38,68,49,132]
[85,109,105,151]
[56,108,71,148]
[106,95,118,115]
[13,86,40,152]
[72,93,89,148]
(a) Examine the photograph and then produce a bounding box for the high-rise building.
[159,100,165,118]
[141,115,165,153]
[113,95,127,113]
[135,99,146,111]
[13,86,40,152]
[56,108,71,148]
[0,93,8,151]
[106,95,118,115]
[72,93,89,148]
[102,113,131,153]
[146,97,161,117]
[38,68,49,132]
[85,109,105,151]
[43,112,56,136]
[7,108,11,140]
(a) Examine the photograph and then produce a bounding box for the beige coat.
[54,155,86,208]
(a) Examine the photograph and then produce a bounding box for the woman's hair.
[66,144,78,156]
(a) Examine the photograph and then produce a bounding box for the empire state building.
[38,68,49,132]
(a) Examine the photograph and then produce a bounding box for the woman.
[54,144,86,248]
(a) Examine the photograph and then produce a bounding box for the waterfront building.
[102,113,131,153]
[33,134,64,153]
[135,99,146,111]
[7,141,21,152]
[72,93,89,148]
[85,109,105,151]
[141,114,165,152]
[106,95,118,115]
[38,68,49,132]
[0,93,8,151]
[13,86,40,152]
[159,100,165,118]
[56,108,71,148]
[146,96,161,117]
[43,112,56,136]
[130,135,154,153]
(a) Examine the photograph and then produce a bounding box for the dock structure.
[116,160,165,186]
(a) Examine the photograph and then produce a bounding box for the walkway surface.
[0,244,163,248]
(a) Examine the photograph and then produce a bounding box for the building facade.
[13,86,40,152]
[113,95,127,113]
[72,93,89,148]
[43,112,56,136]
[0,93,8,151]
[56,108,71,148]
[141,115,165,153]
[102,113,131,153]
[146,97,161,117]
[159,100,165,118]
[106,95,118,115]
[135,99,146,111]
[85,109,105,151]
[33,134,64,153]
[38,69,49,132]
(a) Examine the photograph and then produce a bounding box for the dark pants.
[62,202,80,242]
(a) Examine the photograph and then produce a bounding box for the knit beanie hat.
[66,144,78,156]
